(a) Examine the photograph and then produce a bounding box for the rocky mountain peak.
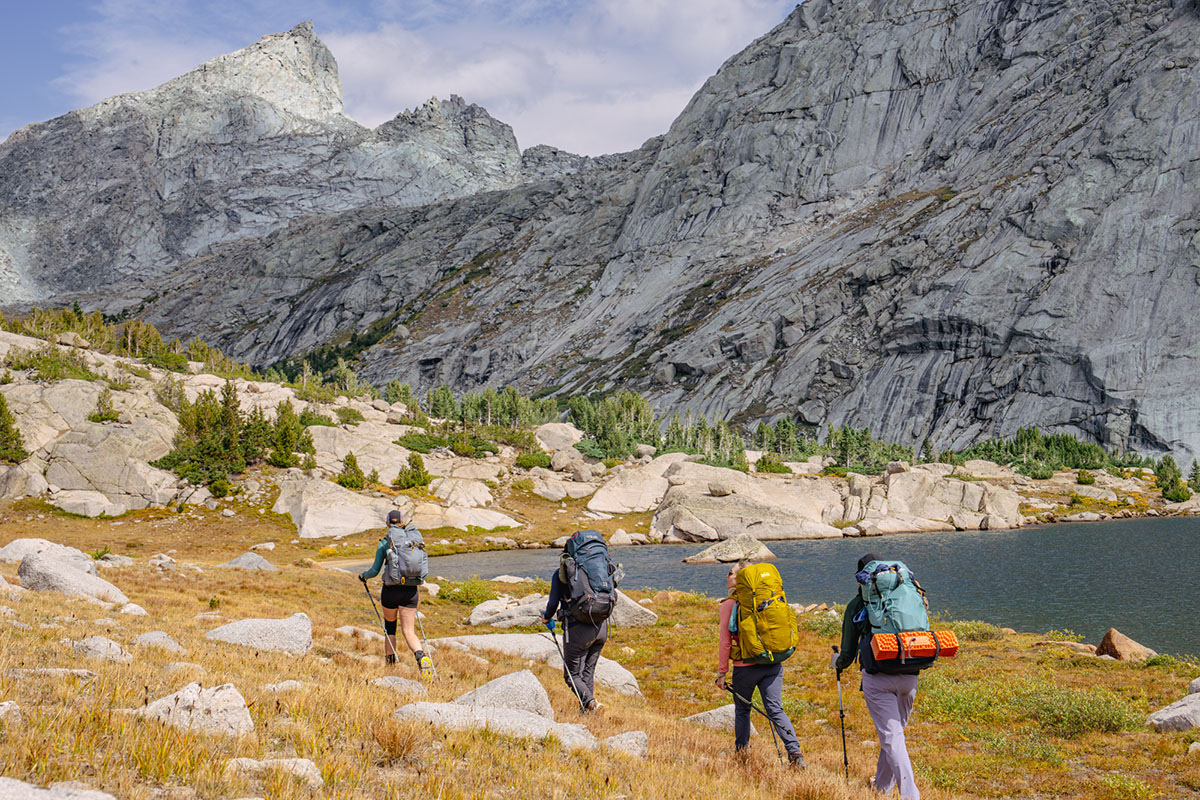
[375,94,521,168]
[133,19,345,122]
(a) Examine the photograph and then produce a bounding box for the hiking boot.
[418,654,434,678]
[384,653,396,665]
[787,751,806,768]
[585,699,603,714]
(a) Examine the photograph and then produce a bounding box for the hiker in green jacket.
[360,509,433,677]
[833,553,921,799]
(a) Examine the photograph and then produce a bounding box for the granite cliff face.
[0,22,588,306]
[3,1,1200,462]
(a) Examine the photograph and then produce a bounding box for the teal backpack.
[856,560,932,673]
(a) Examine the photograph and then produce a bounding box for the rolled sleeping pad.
[871,630,959,661]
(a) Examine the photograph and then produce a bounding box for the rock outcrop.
[433,633,642,698]
[205,612,313,655]
[17,552,128,605]
[683,533,775,564]
[1096,628,1158,662]
[394,701,596,750]
[453,670,554,720]
[137,682,253,737]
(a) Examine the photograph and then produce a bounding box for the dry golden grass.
[0,498,1197,799]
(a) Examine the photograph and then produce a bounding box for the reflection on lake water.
[405,517,1200,656]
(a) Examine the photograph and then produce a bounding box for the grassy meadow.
[0,496,1197,800]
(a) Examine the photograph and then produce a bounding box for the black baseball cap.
[386,509,405,526]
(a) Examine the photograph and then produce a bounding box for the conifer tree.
[335,451,367,490]
[0,394,28,464]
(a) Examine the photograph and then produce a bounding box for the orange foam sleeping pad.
[871,630,960,660]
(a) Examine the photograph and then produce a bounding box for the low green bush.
[756,451,792,474]
[87,388,119,423]
[799,612,841,639]
[1162,481,1192,503]
[515,451,551,470]
[948,619,1004,641]
[395,432,448,453]
[5,344,99,382]
[1019,461,1054,480]
[299,410,336,427]
[441,576,498,605]
[1076,469,1095,485]
[574,438,606,460]
[335,407,365,425]
[1012,682,1141,738]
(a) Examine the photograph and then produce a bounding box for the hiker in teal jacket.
[360,509,432,675]
[833,553,921,799]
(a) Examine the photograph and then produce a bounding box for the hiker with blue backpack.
[717,560,806,766]
[833,553,932,799]
[541,530,621,713]
[359,509,434,677]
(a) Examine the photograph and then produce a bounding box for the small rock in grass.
[72,635,132,663]
[602,730,648,758]
[224,757,323,788]
[135,631,186,654]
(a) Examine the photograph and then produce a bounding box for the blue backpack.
[558,530,620,624]
[856,560,932,673]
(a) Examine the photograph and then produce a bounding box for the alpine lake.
[386,517,1200,657]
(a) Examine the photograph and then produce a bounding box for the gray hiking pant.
[562,618,607,705]
[731,663,802,758]
[862,670,920,800]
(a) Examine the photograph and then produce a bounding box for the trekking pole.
[833,646,849,781]
[416,609,436,677]
[544,624,587,713]
[723,682,783,763]
[362,580,397,662]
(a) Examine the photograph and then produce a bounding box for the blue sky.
[1,0,797,155]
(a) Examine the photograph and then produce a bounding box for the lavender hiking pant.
[861,670,920,800]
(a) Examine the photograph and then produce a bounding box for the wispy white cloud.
[48,0,796,155]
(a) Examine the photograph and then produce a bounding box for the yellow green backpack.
[729,562,798,664]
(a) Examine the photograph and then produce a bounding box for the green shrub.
[1162,480,1191,503]
[1012,682,1142,738]
[1042,629,1084,643]
[335,451,367,490]
[144,350,189,372]
[442,576,498,605]
[6,344,100,382]
[1076,469,1095,485]
[367,468,380,485]
[948,619,1003,641]
[87,387,120,423]
[0,394,29,464]
[756,451,792,474]
[515,451,551,470]
[393,452,432,490]
[0,370,12,385]
[209,479,231,498]
[574,438,606,459]
[395,432,448,453]
[301,454,317,471]
[335,407,365,425]
[799,612,841,639]
[1019,461,1054,480]
[821,465,849,477]
[299,410,336,427]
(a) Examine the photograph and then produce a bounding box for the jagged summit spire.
[92,20,347,123]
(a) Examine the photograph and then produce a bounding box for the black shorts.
[381,584,419,610]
